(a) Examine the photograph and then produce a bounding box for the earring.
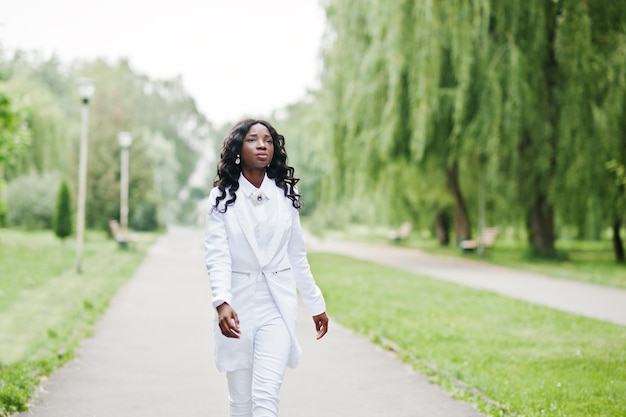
[235,155,240,165]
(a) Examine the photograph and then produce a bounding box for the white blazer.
[204,179,326,372]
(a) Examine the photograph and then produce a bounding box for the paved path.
[305,235,626,326]
[18,226,484,417]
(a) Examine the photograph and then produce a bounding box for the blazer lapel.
[232,193,264,264]
[261,193,289,268]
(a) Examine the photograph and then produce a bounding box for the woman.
[204,119,329,417]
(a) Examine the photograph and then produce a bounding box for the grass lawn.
[309,252,626,417]
[0,228,157,416]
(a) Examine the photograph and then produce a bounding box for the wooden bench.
[388,222,412,243]
[459,227,499,252]
[109,219,130,249]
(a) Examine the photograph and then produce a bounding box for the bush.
[0,198,7,227]
[130,199,159,231]
[4,173,60,229]
[52,179,72,239]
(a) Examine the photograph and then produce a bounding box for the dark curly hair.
[212,119,301,213]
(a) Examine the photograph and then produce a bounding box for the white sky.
[0,0,326,126]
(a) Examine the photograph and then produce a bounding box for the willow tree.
[0,54,76,180]
[317,0,495,240]
[405,1,499,241]
[289,0,626,256]
[0,92,30,173]
[551,1,626,262]
[0,91,31,225]
[488,1,626,257]
[313,0,394,226]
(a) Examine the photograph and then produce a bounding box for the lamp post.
[75,78,95,273]
[117,131,133,237]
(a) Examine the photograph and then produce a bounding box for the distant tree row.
[0,49,213,233]
[279,0,626,262]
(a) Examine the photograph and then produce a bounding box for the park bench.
[109,219,130,249]
[459,227,499,252]
[388,222,412,244]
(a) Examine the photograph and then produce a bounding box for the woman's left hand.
[312,312,329,340]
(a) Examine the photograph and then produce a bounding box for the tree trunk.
[613,219,625,264]
[526,193,555,257]
[434,210,450,246]
[446,161,471,242]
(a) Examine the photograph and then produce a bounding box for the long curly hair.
[212,119,301,213]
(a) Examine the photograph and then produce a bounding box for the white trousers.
[226,275,291,417]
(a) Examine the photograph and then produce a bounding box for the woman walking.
[204,119,329,417]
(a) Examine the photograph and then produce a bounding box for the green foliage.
[606,160,626,188]
[0,198,6,227]
[130,197,159,231]
[0,92,31,168]
[281,0,626,260]
[1,75,70,178]
[52,179,72,239]
[0,53,213,232]
[0,362,38,415]
[4,173,59,229]
[310,253,626,417]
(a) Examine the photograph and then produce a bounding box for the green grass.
[309,252,626,417]
[0,228,156,416]
[0,230,76,310]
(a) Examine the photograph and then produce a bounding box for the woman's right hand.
[217,303,241,338]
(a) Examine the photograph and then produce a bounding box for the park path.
[17,226,484,417]
[305,235,626,326]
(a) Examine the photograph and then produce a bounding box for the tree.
[0,92,31,173]
[606,160,626,263]
[53,179,72,239]
[72,59,211,230]
[1,51,212,231]
[0,90,31,227]
[286,0,626,259]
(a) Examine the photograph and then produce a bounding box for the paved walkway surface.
[16,226,625,417]
[305,235,626,326]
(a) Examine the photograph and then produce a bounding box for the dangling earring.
[235,155,240,165]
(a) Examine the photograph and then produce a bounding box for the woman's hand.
[312,312,329,340]
[217,303,241,338]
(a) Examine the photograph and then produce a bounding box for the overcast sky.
[0,0,326,126]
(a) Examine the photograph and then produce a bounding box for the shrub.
[0,197,7,227]
[4,173,59,229]
[52,179,72,239]
[130,199,159,231]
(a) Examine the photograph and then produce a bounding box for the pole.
[120,146,129,235]
[75,100,90,273]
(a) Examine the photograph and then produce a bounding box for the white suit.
[204,175,326,373]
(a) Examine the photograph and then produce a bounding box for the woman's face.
[240,123,274,170]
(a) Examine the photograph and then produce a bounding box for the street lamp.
[75,78,95,273]
[117,131,133,237]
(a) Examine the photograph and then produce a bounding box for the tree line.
[0,50,213,233]
[278,0,626,262]
[2,2,625,262]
